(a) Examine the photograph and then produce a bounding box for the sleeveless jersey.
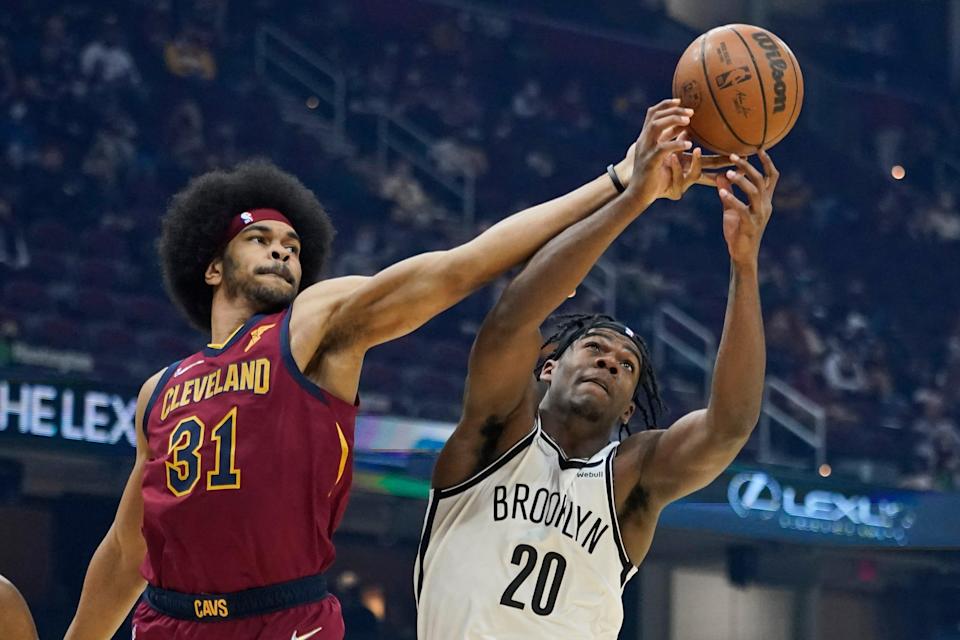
[140,308,358,594]
[415,416,637,640]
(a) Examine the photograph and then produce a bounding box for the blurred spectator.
[511,78,545,119]
[380,161,437,226]
[164,26,217,81]
[0,199,28,271]
[82,115,137,189]
[79,16,140,89]
[165,100,206,171]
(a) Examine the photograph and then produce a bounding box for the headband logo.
[624,326,635,338]
[240,212,254,224]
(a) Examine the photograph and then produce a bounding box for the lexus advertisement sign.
[662,468,959,548]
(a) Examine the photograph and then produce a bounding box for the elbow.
[108,527,146,576]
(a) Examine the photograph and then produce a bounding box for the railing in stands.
[759,377,828,471]
[652,304,827,471]
[254,25,346,143]
[579,259,618,318]
[368,108,477,228]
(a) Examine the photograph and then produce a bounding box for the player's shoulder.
[297,275,371,308]
[142,364,173,396]
[136,362,181,415]
[290,275,372,344]
[614,428,666,474]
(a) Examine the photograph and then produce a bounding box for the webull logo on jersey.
[727,472,915,544]
[161,358,271,420]
[494,483,609,553]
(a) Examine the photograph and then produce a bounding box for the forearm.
[450,170,624,285]
[706,261,765,437]
[65,532,145,640]
[491,190,652,328]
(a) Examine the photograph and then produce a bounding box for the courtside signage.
[0,379,137,449]
[726,471,914,544]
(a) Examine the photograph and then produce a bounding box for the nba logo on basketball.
[715,66,752,90]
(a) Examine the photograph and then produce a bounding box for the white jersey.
[415,416,637,640]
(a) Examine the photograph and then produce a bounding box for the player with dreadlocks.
[537,312,664,439]
[416,133,780,639]
[66,98,726,640]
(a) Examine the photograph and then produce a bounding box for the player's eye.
[586,342,600,352]
[286,245,299,255]
[621,361,635,372]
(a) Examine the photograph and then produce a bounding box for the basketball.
[672,24,803,156]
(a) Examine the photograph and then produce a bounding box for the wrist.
[731,258,759,278]
[622,183,655,209]
[606,163,626,194]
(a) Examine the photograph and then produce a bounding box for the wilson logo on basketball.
[751,32,788,113]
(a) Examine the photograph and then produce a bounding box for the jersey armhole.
[605,445,637,587]
[279,307,334,406]
[142,359,183,438]
[433,421,540,499]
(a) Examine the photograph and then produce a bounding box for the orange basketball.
[672,24,803,156]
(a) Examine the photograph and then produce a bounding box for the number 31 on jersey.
[166,407,241,497]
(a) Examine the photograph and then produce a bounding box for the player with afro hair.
[159,159,335,330]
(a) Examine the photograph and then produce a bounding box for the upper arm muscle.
[640,409,749,505]
[320,251,471,353]
[460,317,544,426]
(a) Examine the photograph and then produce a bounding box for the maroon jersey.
[139,308,358,594]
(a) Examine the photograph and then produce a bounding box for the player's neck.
[538,405,611,459]
[209,293,259,345]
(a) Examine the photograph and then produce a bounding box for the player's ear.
[205,256,224,286]
[539,359,558,383]
[620,400,636,425]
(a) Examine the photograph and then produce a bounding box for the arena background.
[1,0,959,637]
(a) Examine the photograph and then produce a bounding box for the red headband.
[222,208,294,246]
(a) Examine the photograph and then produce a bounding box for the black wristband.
[606,164,625,193]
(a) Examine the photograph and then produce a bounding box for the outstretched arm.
[638,151,778,506]
[293,101,726,355]
[432,104,707,488]
[65,372,161,640]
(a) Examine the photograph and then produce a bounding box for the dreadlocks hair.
[537,313,666,437]
[159,159,335,331]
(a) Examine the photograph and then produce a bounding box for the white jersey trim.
[603,446,637,587]
[538,430,607,470]
[434,423,540,499]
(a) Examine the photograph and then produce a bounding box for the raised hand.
[616,99,732,204]
[715,150,779,266]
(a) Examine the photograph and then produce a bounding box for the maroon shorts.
[131,594,344,640]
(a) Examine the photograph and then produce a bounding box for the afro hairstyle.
[159,159,335,330]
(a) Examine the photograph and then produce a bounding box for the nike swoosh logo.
[291,627,323,640]
[174,360,205,377]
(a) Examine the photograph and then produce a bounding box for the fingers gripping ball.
[673,24,803,156]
